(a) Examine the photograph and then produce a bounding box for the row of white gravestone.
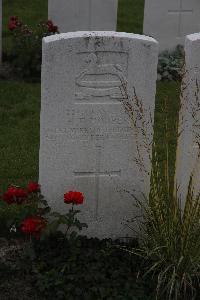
[49,0,200,51]
[1,0,200,58]
[40,31,159,239]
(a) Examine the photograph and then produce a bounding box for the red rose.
[8,21,17,31]
[64,191,84,205]
[3,186,28,204]
[50,25,58,33]
[21,216,47,239]
[8,16,22,31]
[46,20,58,33]
[46,20,53,27]
[27,182,40,193]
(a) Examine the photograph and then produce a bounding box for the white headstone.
[176,33,200,202]
[48,0,118,33]
[143,0,200,51]
[40,31,158,239]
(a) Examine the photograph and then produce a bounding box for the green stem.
[64,204,74,239]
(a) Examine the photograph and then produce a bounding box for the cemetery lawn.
[0,81,180,192]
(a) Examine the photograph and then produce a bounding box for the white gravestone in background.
[48,0,118,33]
[143,0,200,51]
[176,33,200,203]
[40,32,158,239]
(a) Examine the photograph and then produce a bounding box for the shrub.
[7,16,59,79]
[157,45,184,81]
[0,182,49,239]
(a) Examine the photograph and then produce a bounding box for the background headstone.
[143,0,200,51]
[48,0,118,33]
[176,33,200,203]
[40,31,158,239]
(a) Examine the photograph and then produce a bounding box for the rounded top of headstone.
[186,32,200,43]
[43,31,158,46]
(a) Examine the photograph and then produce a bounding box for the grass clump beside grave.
[122,81,200,299]
[133,146,200,300]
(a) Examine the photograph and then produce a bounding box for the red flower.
[8,16,22,31]
[8,21,17,31]
[3,186,28,204]
[27,182,40,193]
[8,16,18,31]
[46,20,58,33]
[64,191,84,205]
[21,216,47,239]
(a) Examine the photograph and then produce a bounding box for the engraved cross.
[168,0,193,37]
[74,138,121,218]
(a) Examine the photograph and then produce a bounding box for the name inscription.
[45,126,132,141]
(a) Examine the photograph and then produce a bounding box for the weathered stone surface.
[176,33,200,202]
[40,31,158,239]
[143,0,200,51]
[48,0,118,33]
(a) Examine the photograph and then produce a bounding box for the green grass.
[118,0,144,34]
[0,81,40,190]
[0,0,180,192]
[155,82,181,193]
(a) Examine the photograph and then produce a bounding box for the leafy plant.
[7,16,59,79]
[32,235,153,300]
[158,45,184,81]
[45,191,88,239]
[0,182,50,238]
